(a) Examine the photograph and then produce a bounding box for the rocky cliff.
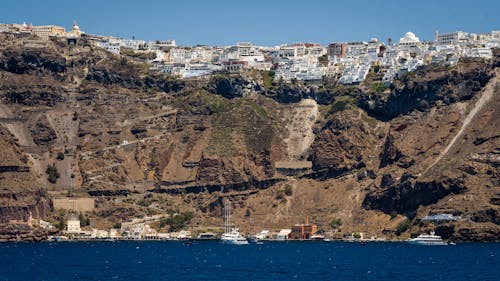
[0,33,497,241]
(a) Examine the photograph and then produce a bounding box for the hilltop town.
[0,21,498,242]
[1,21,498,84]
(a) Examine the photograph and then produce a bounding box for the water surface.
[0,241,498,280]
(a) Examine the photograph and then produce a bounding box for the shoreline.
[1,237,497,243]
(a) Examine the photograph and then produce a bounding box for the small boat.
[248,230,269,243]
[247,236,259,243]
[406,231,447,245]
[196,232,217,240]
[310,234,325,240]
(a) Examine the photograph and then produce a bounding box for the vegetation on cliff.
[0,34,497,241]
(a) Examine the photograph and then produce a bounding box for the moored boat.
[406,231,447,245]
[221,200,248,245]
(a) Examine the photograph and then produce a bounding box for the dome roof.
[399,31,420,44]
[72,20,80,31]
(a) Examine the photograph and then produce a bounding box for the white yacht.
[221,200,248,245]
[221,228,248,245]
[406,231,447,245]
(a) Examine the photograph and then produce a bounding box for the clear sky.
[1,0,498,46]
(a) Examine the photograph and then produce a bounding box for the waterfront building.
[39,220,53,230]
[66,214,81,233]
[290,217,317,240]
[272,229,292,241]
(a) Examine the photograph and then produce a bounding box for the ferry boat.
[221,200,248,245]
[406,231,447,245]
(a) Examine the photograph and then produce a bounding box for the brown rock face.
[0,224,47,242]
[0,34,498,241]
[0,123,53,239]
[0,188,52,224]
[362,175,467,215]
[379,133,402,168]
[29,120,57,145]
[0,47,66,75]
[309,115,364,171]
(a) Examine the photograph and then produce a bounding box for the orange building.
[290,217,317,240]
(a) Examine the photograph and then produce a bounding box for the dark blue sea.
[0,241,498,281]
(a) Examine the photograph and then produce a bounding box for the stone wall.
[53,198,95,213]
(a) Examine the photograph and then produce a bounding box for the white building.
[399,31,421,46]
[97,40,120,54]
[66,214,81,233]
[273,229,292,240]
[435,31,469,46]
[0,24,9,33]
[149,40,176,50]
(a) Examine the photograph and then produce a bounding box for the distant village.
[25,204,464,242]
[1,21,498,86]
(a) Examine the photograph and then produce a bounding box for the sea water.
[0,241,498,281]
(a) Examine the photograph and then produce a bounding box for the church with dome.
[66,20,83,38]
[399,31,421,46]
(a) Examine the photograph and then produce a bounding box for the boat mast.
[224,199,231,233]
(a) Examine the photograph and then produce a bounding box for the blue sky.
[1,0,498,46]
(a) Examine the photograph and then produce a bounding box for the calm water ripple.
[0,241,498,281]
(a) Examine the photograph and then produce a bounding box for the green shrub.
[284,184,293,196]
[329,100,347,113]
[371,83,389,93]
[165,212,194,231]
[390,211,398,220]
[79,214,90,226]
[263,70,276,90]
[395,219,411,235]
[330,218,342,229]
[46,164,60,184]
[57,217,65,231]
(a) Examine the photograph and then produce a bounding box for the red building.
[290,217,318,240]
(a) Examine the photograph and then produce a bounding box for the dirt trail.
[422,68,499,176]
[283,99,318,160]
